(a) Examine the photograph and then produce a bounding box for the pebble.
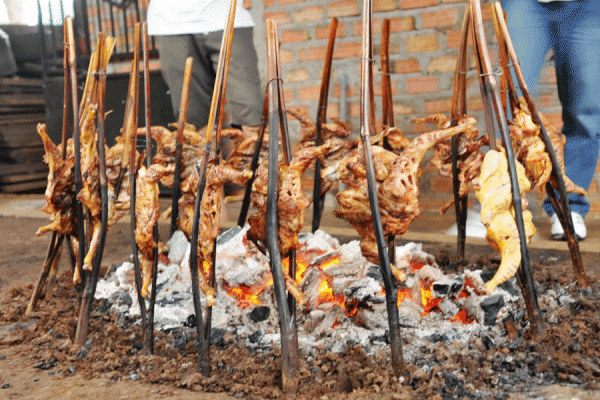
[1,383,9,389]
[130,372,140,381]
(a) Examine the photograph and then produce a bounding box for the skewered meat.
[419,114,485,214]
[135,163,173,297]
[194,163,252,305]
[223,126,269,172]
[510,98,585,196]
[335,117,477,265]
[246,142,334,304]
[474,149,536,293]
[286,107,350,148]
[36,123,78,238]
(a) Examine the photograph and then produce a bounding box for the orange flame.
[449,309,474,324]
[420,283,442,316]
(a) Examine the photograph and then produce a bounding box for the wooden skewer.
[75,33,114,346]
[450,7,471,260]
[127,23,148,335]
[140,21,160,355]
[380,18,397,270]
[266,18,298,394]
[491,1,587,287]
[170,57,194,235]
[359,0,404,378]
[311,17,338,233]
[65,17,86,291]
[188,0,238,376]
[470,0,542,337]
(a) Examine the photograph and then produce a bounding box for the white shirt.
[147,0,254,36]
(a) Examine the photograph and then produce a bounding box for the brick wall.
[245,0,599,219]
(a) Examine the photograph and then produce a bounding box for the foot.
[550,212,587,241]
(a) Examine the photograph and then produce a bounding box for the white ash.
[94,228,539,363]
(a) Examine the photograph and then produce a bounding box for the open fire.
[95,226,516,355]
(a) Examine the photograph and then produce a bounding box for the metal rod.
[171,57,194,235]
[470,0,542,337]
[492,1,587,287]
[26,232,60,316]
[61,18,70,160]
[311,17,338,233]
[359,0,404,377]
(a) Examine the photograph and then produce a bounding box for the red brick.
[279,49,294,64]
[401,0,438,10]
[264,11,291,25]
[326,103,340,119]
[294,6,324,23]
[263,0,275,7]
[374,0,398,12]
[315,22,346,40]
[428,55,457,73]
[283,88,295,102]
[422,7,459,29]
[298,84,322,101]
[286,68,309,82]
[543,112,563,130]
[445,29,474,49]
[406,76,438,93]
[298,46,326,62]
[332,83,359,98]
[279,0,304,4]
[348,102,361,117]
[389,16,415,32]
[373,79,398,96]
[243,0,252,9]
[424,98,452,114]
[392,58,420,74]
[392,103,415,115]
[281,29,310,43]
[405,34,440,52]
[353,19,383,36]
[291,104,309,116]
[333,41,362,59]
[328,0,360,18]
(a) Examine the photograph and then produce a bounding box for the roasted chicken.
[474,149,536,293]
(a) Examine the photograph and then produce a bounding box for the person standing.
[502,0,600,240]
[147,0,263,129]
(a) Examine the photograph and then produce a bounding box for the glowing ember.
[397,288,413,305]
[223,281,268,309]
[420,283,443,316]
[450,309,474,324]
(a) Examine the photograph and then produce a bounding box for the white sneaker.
[550,212,587,241]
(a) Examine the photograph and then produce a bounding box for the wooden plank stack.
[0,76,47,192]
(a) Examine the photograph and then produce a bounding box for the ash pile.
[95,227,574,364]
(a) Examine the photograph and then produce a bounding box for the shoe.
[445,206,487,238]
[550,212,587,241]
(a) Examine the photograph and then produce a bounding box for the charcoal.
[249,306,270,323]
[432,278,463,297]
[480,294,505,326]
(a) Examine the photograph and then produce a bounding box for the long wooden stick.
[75,33,113,346]
[380,18,397,269]
[266,19,297,393]
[311,17,338,233]
[491,1,587,287]
[170,57,194,235]
[359,0,404,377]
[470,0,542,337]
[451,7,471,260]
[127,23,148,336]
[65,17,86,291]
[140,22,160,354]
[189,0,238,376]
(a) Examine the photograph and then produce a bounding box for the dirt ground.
[1,215,600,399]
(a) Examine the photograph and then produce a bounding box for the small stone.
[68,366,76,374]
[249,306,270,323]
[1,383,9,389]
[130,372,140,381]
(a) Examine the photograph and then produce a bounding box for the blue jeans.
[502,0,600,217]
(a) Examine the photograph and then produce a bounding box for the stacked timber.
[0,76,47,192]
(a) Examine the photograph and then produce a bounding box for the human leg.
[541,0,600,218]
[205,27,262,127]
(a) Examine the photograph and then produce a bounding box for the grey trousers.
[156,27,262,128]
